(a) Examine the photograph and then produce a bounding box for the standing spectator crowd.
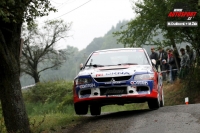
[149,45,195,83]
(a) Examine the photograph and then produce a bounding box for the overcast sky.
[38,0,136,50]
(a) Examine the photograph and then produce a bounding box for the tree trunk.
[168,31,180,71]
[33,72,40,83]
[0,21,30,132]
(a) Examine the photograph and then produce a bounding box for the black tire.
[148,92,160,110]
[74,103,88,115]
[90,105,101,116]
[148,98,160,110]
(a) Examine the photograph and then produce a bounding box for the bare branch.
[38,63,61,74]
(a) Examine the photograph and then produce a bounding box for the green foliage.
[28,113,82,133]
[114,0,200,52]
[23,81,72,116]
[0,0,56,24]
[114,0,171,47]
[0,118,6,133]
[21,80,84,132]
[23,80,73,104]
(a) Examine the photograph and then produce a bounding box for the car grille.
[100,87,127,95]
[94,76,132,82]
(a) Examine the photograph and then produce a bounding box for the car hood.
[77,65,153,78]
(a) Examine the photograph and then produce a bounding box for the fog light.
[94,92,98,95]
[129,90,134,93]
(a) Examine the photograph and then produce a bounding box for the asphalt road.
[65,104,200,133]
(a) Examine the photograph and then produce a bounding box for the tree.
[114,0,200,68]
[0,0,56,132]
[21,20,71,83]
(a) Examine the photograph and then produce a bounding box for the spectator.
[166,48,173,83]
[166,48,172,63]
[173,49,181,69]
[186,45,195,66]
[169,51,178,82]
[149,47,159,70]
[161,59,170,81]
[179,48,190,79]
[158,47,168,72]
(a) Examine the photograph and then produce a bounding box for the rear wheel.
[74,103,88,115]
[90,105,101,116]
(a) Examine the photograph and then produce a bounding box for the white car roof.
[94,48,144,53]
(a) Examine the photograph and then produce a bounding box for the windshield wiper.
[85,64,105,67]
[118,63,138,65]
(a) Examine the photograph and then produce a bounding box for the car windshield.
[85,49,149,67]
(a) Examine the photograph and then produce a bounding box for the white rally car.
[73,48,164,115]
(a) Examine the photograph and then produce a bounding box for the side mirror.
[80,63,83,70]
[151,59,156,65]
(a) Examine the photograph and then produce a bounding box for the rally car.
[73,48,164,115]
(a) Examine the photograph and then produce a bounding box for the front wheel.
[74,103,88,115]
[148,93,160,110]
[90,105,101,116]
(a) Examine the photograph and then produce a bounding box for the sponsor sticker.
[105,72,130,75]
[137,50,144,52]
[130,81,148,85]
[96,74,103,77]
[79,83,95,89]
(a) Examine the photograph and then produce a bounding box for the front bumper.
[73,80,158,105]
[74,89,158,105]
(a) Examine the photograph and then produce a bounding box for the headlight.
[134,74,154,80]
[75,78,92,85]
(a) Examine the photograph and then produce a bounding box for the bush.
[23,80,73,104]
[23,80,74,115]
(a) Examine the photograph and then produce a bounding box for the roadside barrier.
[159,69,179,73]
[21,84,35,89]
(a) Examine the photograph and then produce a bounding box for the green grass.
[25,102,73,116]
[29,113,83,133]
